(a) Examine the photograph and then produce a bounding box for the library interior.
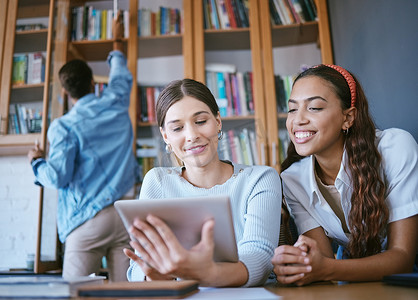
[0,0,417,299]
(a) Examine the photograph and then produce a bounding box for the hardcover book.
[0,275,105,298]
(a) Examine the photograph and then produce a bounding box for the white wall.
[0,156,40,270]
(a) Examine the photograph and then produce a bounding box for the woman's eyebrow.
[288,96,328,103]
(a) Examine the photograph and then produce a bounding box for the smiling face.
[160,96,222,169]
[286,76,352,159]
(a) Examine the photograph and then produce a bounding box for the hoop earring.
[343,127,350,135]
[218,130,224,140]
[165,144,172,154]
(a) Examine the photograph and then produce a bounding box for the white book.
[76,6,84,40]
[232,135,244,164]
[0,275,105,298]
[248,130,259,165]
[31,52,43,84]
[123,10,129,38]
[107,9,113,39]
[236,72,249,116]
[240,128,254,165]
[26,53,34,84]
[205,63,237,73]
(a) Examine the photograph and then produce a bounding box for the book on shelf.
[137,85,164,123]
[12,54,27,85]
[218,128,258,165]
[136,137,160,181]
[15,23,46,31]
[0,275,105,299]
[278,129,290,163]
[205,64,254,118]
[8,104,43,134]
[12,53,45,86]
[203,0,249,30]
[71,6,129,41]
[138,6,182,37]
[274,74,295,113]
[269,0,317,26]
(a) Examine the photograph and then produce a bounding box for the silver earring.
[218,130,224,140]
[165,144,172,154]
[343,127,350,135]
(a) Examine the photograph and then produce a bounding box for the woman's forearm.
[323,248,414,282]
[200,261,249,287]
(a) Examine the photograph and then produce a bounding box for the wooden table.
[265,281,417,300]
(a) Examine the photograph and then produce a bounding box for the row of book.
[206,65,254,118]
[71,6,129,41]
[204,0,250,29]
[12,52,45,86]
[16,23,46,32]
[275,74,295,113]
[138,7,182,37]
[218,128,259,165]
[269,0,317,25]
[137,86,164,123]
[8,104,42,134]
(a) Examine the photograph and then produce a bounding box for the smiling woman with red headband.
[272,64,418,285]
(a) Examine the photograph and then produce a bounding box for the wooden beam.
[259,0,280,171]
[128,0,138,153]
[0,0,18,136]
[248,0,269,166]
[192,0,205,83]
[315,0,334,64]
[183,0,194,79]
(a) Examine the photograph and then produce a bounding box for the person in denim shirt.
[27,13,138,281]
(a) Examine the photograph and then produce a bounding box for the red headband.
[322,64,357,107]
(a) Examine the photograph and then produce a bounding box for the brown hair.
[282,65,388,258]
[156,79,219,128]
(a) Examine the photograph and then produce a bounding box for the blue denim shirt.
[31,51,139,242]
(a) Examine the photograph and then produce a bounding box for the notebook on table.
[77,280,199,298]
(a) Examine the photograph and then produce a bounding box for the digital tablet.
[114,195,238,262]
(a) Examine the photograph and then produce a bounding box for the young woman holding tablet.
[124,79,282,287]
[272,64,418,285]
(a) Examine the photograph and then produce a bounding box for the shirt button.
[167,169,172,174]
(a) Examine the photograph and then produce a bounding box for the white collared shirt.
[281,128,418,247]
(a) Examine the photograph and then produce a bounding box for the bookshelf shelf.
[16,29,49,35]
[69,39,128,61]
[271,21,319,47]
[138,34,183,58]
[204,29,251,51]
[0,133,41,146]
[12,83,44,89]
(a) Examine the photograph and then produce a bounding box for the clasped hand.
[123,214,217,284]
[272,235,327,286]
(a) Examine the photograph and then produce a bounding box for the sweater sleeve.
[238,167,282,287]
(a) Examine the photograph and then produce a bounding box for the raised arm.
[113,10,124,53]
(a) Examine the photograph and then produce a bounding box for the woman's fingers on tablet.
[146,214,184,251]
[200,219,215,249]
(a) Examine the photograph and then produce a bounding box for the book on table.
[0,275,105,298]
[77,280,199,298]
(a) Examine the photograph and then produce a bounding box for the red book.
[224,0,237,28]
[146,87,155,122]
